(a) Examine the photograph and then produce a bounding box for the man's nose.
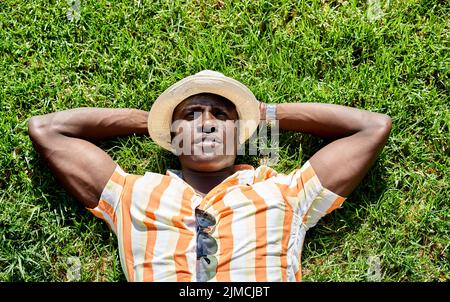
[197,111,217,133]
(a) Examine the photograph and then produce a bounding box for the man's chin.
[188,153,224,165]
[179,153,235,172]
[189,146,226,162]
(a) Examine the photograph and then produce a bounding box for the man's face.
[171,94,239,172]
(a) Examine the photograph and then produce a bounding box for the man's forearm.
[29,108,149,141]
[275,103,390,139]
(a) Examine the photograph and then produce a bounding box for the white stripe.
[222,189,257,282]
[298,177,322,220]
[99,167,127,233]
[303,189,338,229]
[290,225,307,281]
[151,178,184,281]
[272,172,300,210]
[252,182,285,281]
[115,165,128,177]
[169,182,197,281]
[115,201,129,281]
[99,208,116,235]
[101,179,123,212]
[286,201,303,282]
[181,192,198,282]
[130,173,163,281]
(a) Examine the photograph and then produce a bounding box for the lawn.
[0,0,448,281]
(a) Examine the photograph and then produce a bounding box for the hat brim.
[148,73,260,153]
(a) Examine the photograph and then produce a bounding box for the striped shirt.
[88,161,346,282]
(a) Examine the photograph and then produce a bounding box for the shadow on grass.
[29,147,128,282]
[271,131,390,277]
[27,134,184,281]
[304,159,389,246]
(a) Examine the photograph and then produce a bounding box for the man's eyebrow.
[181,105,203,111]
[182,104,231,112]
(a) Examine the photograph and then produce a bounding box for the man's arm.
[28,108,149,208]
[261,102,392,197]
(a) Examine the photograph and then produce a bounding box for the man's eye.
[215,111,227,118]
[185,112,195,119]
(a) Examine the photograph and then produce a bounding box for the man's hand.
[28,108,149,208]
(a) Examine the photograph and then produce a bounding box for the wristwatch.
[265,104,277,122]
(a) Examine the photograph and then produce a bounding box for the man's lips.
[193,134,223,144]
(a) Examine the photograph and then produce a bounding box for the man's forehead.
[175,94,236,112]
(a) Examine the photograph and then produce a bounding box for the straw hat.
[148,70,260,153]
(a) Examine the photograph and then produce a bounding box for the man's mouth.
[193,134,223,145]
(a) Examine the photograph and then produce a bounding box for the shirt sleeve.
[277,160,347,231]
[86,164,129,235]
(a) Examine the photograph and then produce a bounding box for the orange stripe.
[282,166,316,197]
[120,174,140,282]
[293,166,316,196]
[326,196,345,214]
[88,207,105,220]
[242,189,268,282]
[295,265,302,281]
[295,249,303,281]
[302,215,308,224]
[273,184,294,282]
[198,178,239,210]
[99,199,117,226]
[210,194,234,282]
[280,201,293,282]
[142,176,172,281]
[203,178,238,202]
[276,183,289,198]
[110,170,126,185]
[302,166,316,179]
[172,187,195,281]
[274,167,316,199]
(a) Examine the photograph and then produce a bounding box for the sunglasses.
[195,209,218,282]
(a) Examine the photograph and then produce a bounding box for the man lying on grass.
[27,70,391,282]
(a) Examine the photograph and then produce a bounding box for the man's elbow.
[28,115,51,141]
[370,114,392,142]
[377,114,392,133]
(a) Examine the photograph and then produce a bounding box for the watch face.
[266,104,277,121]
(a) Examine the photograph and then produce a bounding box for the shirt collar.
[166,164,256,192]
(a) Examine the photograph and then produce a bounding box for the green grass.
[0,0,448,281]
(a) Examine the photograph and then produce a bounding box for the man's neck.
[180,166,235,197]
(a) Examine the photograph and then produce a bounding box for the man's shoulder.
[112,165,174,187]
[252,162,313,184]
